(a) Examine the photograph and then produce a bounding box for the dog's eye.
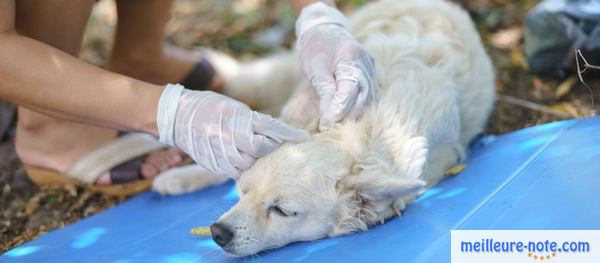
[269,205,297,217]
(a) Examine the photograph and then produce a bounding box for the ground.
[1,0,598,253]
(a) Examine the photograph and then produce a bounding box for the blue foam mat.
[3,117,600,262]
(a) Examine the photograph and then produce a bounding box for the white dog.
[153,0,495,257]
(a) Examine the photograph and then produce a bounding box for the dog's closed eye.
[269,205,297,217]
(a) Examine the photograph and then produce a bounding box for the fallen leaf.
[551,102,580,117]
[190,226,211,236]
[496,81,505,93]
[510,48,529,70]
[555,76,577,99]
[24,196,41,215]
[444,164,467,177]
[489,27,522,49]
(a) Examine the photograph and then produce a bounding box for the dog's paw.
[391,198,406,216]
[152,165,229,195]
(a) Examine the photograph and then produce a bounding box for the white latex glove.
[296,2,376,131]
[156,84,309,179]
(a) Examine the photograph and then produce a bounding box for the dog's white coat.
[153,0,495,256]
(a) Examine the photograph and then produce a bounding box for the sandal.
[168,46,240,92]
[24,133,177,197]
[180,57,217,91]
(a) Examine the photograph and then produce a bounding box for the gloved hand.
[296,2,376,131]
[156,84,309,179]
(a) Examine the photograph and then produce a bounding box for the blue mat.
[3,117,600,262]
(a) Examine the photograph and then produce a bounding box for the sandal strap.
[180,58,216,91]
[65,133,165,183]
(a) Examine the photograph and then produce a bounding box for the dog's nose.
[210,223,234,247]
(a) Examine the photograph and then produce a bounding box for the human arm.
[0,0,162,134]
[0,0,307,178]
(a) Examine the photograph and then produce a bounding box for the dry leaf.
[510,48,529,70]
[495,81,505,93]
[489,27,522,49]
[444,164,467,177]
[555,76,577,99]
[190,226,211,236]
[25,196,41,215]
[551,102,580,117]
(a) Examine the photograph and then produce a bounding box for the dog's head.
[211,132,425,257]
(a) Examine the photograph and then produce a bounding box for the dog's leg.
[222,52,302,116]
[422,142,464,186]
[388,141,463,216]
[152,165,229,195]
[214,49,322,129]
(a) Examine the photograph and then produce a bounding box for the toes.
[100,147,189,182]
[95,172,112,185]
[146,148,186,169]
[167,147,189,164]
[168,147,186,156]
[95,148,188,185]
[145,153,171,171]
[166,149,184,165]
[141,163,159,178]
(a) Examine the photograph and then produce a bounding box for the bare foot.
[16,45,233,186]
[17,45,238,186]
[16,108,187,185]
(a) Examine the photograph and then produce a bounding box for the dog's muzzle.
[210,223,234,247]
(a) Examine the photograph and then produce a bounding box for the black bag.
[524,0,600,78]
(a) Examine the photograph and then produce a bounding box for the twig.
[575,49,598,115]
[496,94,574,118]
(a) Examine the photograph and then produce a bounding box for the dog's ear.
[349,176,426,202]
[331,175,425,236]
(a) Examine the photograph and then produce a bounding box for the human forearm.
[0,32,162,135]
[289,0,335,14]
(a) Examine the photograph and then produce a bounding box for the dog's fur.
[153,0,495,257]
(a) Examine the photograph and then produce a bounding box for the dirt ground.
[1,0,599,253]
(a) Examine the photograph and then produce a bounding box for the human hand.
[296,2,376,131]
[157,84,308,179]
